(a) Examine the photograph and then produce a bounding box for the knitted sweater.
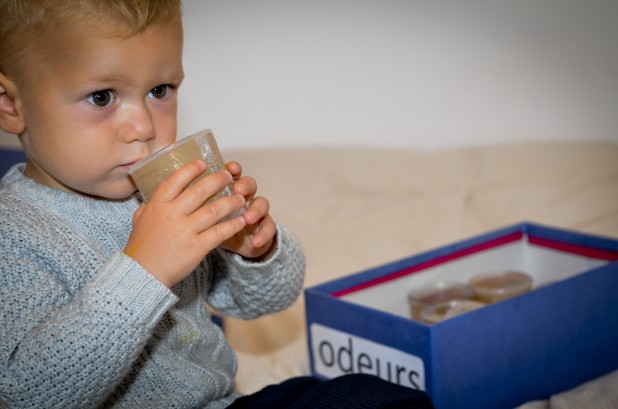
[0,164,306,409]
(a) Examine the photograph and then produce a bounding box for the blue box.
[305,222,618,409]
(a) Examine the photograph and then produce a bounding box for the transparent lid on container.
[420,299,486,324]
[408,281,475,320]
[469,271,533,303]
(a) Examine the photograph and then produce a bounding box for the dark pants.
[228,374,435,409]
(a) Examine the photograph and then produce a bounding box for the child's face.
[17,19,184,200]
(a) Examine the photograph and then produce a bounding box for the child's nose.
[119,102,156,142]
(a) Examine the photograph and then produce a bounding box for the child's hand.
[219,161,278,261]
[125,160,247,288]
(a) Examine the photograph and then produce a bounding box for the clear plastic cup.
[129,129,245,221]
[469,271,533,304]
[420,299,486,324]
[407,281,475,321]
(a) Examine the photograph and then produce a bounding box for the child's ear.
[0,72,25,135]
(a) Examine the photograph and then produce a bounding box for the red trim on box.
[332,232,523,297]
[528,236,618,261]
[333,231,618,297]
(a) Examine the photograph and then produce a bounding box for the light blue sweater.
[0,164,305,408]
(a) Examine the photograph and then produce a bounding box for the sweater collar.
[2,164,139,231]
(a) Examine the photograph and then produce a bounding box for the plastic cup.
[129,129,245,220]
[469,271,533,304]
[407,281,475,321]
[420,299,486,324]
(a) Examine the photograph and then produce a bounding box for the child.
[0,1,433,408]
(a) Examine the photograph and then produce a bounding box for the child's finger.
[226,161,242,179]
[198,212,247,247]
[178,170,233,214]
[232,176,256,197]
[242,196,270,225]
[191,193,246,232]
[150,160,207,202]
[251,216,277,248]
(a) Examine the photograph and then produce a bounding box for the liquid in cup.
[129,129,245,221]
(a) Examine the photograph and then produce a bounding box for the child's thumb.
[132,203,146,226]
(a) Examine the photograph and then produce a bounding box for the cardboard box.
[305,222,618,409]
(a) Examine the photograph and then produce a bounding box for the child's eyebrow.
[70,74,130,89]
[72,69,184,90]
[160,66,185,83]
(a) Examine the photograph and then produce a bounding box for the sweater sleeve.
[204,224,306,319]
[0,251,177,409]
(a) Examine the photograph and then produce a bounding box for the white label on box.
[310,323,426,391]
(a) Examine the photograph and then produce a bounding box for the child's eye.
[148,84,170,99]
[87,90,115,107]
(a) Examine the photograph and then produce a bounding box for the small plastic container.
[469,271,533,304]
[420,299,486,324]
[129,129,246,221]
[129,129,229,202]
[408,281,475,321]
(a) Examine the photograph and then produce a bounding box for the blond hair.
[0,0,182,76]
